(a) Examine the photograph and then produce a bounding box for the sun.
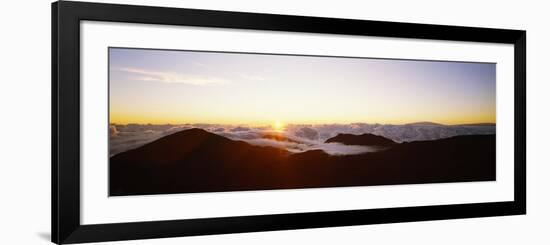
[273,121,285,132]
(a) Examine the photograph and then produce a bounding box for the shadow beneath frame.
[37,232,51,242]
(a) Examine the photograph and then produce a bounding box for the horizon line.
[109,121,496,127]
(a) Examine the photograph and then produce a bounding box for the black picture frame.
[52,1,526,244]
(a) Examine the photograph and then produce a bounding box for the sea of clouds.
[109,123,496,156]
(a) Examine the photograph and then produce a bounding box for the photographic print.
[108,47,496,196]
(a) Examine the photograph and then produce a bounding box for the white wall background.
[0,0,548,244]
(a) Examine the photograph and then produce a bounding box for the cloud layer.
[118,67,228,86]
[109,123,496,156]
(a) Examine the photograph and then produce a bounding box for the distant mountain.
[110,128,496,196]
[404,121,444,126]
[325,133,396,146]
[230,126,250,132]
[455,123,496,126]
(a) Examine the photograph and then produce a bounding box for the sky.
[109,47,496,126]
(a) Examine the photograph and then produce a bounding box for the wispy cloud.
[118,67,229,86]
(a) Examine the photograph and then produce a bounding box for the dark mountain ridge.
[325,133,396,146]
[110,128,496,196]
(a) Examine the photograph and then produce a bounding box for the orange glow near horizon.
[109,112,495,126]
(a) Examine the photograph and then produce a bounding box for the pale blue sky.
[109,47,496,125]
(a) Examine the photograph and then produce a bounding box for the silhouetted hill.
[110,128,289,195]
[288,134,495,188]
[325,133,396,146]
[110,129,496,196]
